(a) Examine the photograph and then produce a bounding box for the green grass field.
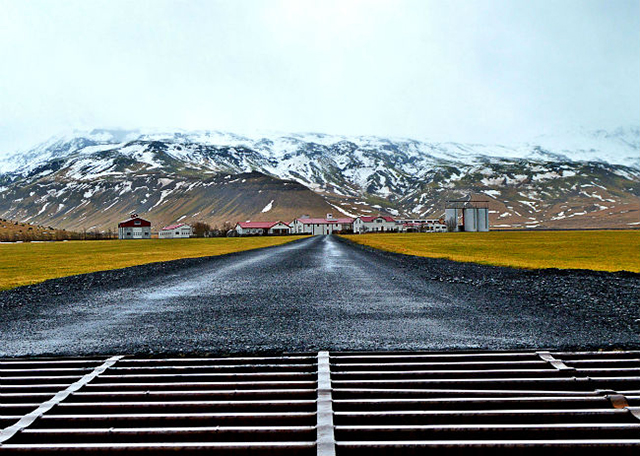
[0,236,304,291]
[341,230,640,273]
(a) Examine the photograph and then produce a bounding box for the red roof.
[359,216,395,223]
[297,217,354,224]
[237,221,289,229]
[237,222,275,229]
[161,223,189,231]
[118,217,151,228]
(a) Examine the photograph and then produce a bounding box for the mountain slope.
[0,128,638,231]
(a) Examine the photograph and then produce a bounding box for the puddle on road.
[321,236,351,271]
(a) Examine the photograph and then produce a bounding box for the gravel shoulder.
[336,236,640,340]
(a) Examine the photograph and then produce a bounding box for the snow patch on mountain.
[261,200,274,213]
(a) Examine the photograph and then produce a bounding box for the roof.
[359,216,396,223]
[296,217,354,225]
[118,216,151,228]
[236,221,288,229]
[161,223,190,231]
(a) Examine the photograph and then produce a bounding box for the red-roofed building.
[117,214,151,239]
[353,215,398,233]
[290,213,354,235]
[235,221,291,236]
[159,223,192,239]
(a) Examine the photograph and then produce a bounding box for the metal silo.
[478,208,489,231]
[446,199,491,232]
[464,208,477,231]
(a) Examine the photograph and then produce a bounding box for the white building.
[353,216,398,233]
[291,214,354,235]
[159,223,193,239]
[399,220,447,232]
[268,221,291,235]
[235,221,291,236]
[395,219,447,232]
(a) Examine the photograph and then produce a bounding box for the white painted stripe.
[537,351,574,371]
[0,355,122,444]
[627,406,640,421]
[317,351,335,456]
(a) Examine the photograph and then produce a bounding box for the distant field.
[0,236,304,291]
[341,231,640,273]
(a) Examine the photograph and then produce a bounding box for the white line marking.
[0,355,123,444]
[317,351,336,456]
[537,351,574,371]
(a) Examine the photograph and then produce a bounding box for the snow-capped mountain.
[0,128,638,231]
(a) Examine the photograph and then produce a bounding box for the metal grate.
[1,350,640,454]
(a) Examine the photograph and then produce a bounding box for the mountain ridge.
[0,128,638,232]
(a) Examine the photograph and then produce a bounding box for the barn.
[159,223,192,239]
[118,214,151,239]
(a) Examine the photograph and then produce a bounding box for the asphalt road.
[1,235,638,357]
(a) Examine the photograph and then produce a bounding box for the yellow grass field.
[341,231,640,273]
[0,236,304,291]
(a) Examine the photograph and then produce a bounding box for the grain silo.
[445,200,490,232]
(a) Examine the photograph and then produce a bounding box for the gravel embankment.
[336,236,640,339]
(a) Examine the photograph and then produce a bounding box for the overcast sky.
[0,0,638,155]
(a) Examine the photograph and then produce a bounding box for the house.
[235,221,291,236]
[353,216,398,233]
[291,214,354,235]
[118,214,151,239]
[268,221,291,235]
[159,223,192,239]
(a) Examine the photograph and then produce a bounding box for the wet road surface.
[1,235,638,356]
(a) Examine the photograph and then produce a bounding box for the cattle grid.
[1,350,640,454]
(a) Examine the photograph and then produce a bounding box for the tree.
[446,217,457,232]
[192,222,211,238]
[220,221,233,236]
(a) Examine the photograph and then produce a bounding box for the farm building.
[118,214,151,239]
[397,219,447,233]
[291,214,354,235]
[401,222,422,233]
[233,212,453,237]
[353,216,398,233]
[159,223,192,239]
[235,221,291,236]
[445,200,490,232]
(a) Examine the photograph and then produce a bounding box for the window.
[134,220,141,225]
